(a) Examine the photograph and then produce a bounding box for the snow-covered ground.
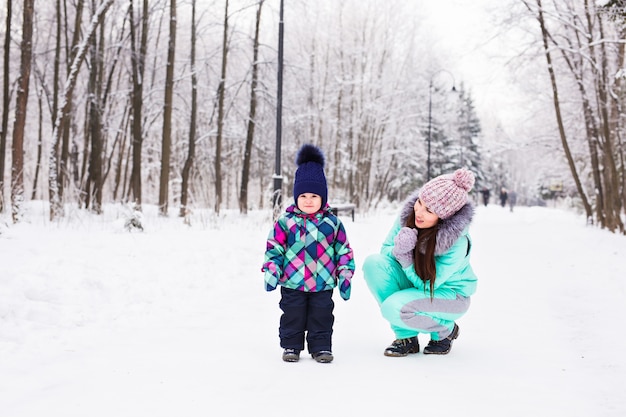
[1,201,625,416]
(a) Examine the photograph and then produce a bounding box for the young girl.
[262,144,355,363]
[363,168,477,357]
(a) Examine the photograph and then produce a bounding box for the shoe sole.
[422,345,453,355]
[312,352,334,363]
[384,348,419,357]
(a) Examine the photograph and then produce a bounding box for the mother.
[363,168,478,357]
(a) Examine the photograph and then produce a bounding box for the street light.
[272,0,284,219]
[426,69,456,181]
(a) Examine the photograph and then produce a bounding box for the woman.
[363,168,477,357]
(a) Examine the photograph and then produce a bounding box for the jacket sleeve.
[334,219,355,300]
[261,217,288,291]
[401,232,472,292]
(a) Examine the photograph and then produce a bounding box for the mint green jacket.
[381,207,477,298]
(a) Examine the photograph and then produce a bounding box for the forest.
[0,0,625,234]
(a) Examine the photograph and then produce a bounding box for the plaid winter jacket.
[262,204,355,300]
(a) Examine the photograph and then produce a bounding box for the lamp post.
[426,69,456,181]
[272,0,284,219]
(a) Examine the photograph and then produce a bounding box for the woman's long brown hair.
[405,210,439,299]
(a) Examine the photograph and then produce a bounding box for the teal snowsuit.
[363,195,477,341]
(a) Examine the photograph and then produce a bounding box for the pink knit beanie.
[419,168,475,219]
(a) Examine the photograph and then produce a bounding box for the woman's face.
[297,193,322,214]
[413,198,439,229]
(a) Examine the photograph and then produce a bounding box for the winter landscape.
[1,1,626,416]
[1,200,625,417]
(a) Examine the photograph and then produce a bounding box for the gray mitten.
[392,227,417,268]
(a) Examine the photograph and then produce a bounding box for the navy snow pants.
[278,287,334,353]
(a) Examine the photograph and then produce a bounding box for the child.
[363,168,477,357]
[262,144,355,363]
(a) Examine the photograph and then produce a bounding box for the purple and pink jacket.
[262,204,355,300]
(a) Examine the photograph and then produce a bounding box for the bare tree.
[60,1,86,210]
[602,2,626,216]
[180,0,198,218]
[523,0,593,221]
[0,0,11,213]
[158,0,177,216]
[84,3,106,214]
[214,0,229,215]
[10,0,34,223]
[49,0,115,220]
[522,0,624,232]
[591,2,624,232]
[96,10,129,198]
[128,0,149,211]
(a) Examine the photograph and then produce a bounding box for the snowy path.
[1,204,625,416]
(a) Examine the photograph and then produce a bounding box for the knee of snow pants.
[362,253,413,306]
[381,288,470,340]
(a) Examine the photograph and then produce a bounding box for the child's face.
[297,193,322,214]
[413,198,439,229]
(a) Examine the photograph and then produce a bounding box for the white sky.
[419,0,532,132]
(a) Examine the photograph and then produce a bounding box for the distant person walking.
[480,187,490,207]
[508,190,517,212]
[499,188,508,208]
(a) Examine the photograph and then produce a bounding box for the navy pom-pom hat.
[293,144,328,208]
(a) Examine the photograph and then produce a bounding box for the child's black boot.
[311,351,334,363]
[282,348,300,362]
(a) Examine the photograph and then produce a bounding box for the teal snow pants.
[362,253,470,340]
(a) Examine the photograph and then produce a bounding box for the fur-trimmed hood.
[399,188,474,255]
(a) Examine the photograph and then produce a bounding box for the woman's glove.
[392,227,417,268]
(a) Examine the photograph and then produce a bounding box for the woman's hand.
[392,227,417,268]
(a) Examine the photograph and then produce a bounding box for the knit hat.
[419,168,475,219]
[293,144,328,208]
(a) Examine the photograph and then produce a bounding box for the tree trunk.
[0,0,11,213]
[158,0,177,216]
[86,20,104,214]
[215,0,229,215]
[11,0,34,223]
[180,0,198,218]
[591,4,624,232]
[239,0,264,214]
[129,0,148,211]
[31,91,44,200]
[109,108,127,200]
[616,26,626,222]
[59,0,86,211]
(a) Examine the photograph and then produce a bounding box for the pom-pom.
[453,169,475,192]
[296,144,325,168]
